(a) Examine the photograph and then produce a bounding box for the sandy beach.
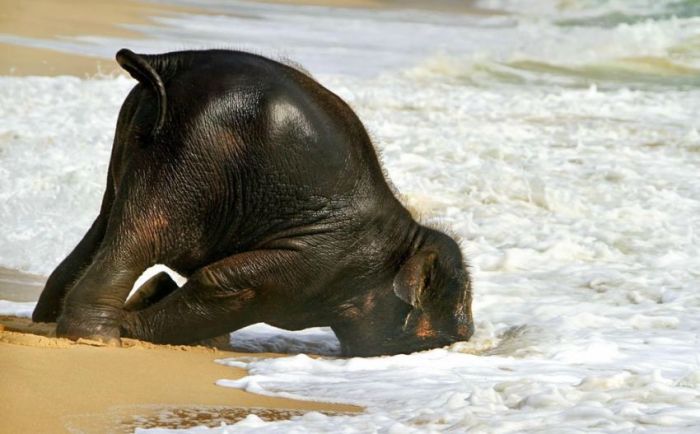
[0,313,359,433]
[0,267,359,432]
[0,0,494,76]
[0,0,202,75]
[0,266,45,302]
[0,260,359,433]
[0,265,358,433]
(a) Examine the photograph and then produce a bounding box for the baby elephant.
[33,49,474,356]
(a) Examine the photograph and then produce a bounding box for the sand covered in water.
[0,313,359,433]
[0,0,493,76]
[0,0,198,76]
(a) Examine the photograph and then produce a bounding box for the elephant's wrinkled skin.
[33,49,474,356]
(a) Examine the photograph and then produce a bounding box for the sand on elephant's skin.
[0,316,360,433]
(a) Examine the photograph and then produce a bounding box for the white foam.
[152,48,700,434]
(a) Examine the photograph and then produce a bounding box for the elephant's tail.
[116,49,167,138]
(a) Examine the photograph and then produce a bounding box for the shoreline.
[0,0,495,77]
[0,267,363,433]
[0,269,361,432]
[0,0,200,76]
[0,315,360,432]
[0,266,45,302]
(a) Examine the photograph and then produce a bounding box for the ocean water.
[1,0,700,432]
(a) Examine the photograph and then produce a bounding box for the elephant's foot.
[56,304,122,346]
[33,283,67,323]
[32,304,60,323]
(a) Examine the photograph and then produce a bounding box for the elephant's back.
[167,50,389,200]
[140,50,398,252]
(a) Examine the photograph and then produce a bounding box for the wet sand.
[0,315,359,433]
[0,0,493,76]
[0,269,360,432]
[0,43,116,77]
[0,266,45,302]
[0,0,199,76]
[257,0,495,14]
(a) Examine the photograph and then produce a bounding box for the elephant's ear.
[116,48,167,137]
[393,250,438,308]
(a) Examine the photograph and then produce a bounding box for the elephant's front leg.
[33,215,109,323]
[34,173,115,323]
[56,242,149,344]
[121,249,303,345]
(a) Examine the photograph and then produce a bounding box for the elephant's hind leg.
[33,172,116,323]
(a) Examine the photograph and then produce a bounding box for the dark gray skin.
[32,49,474,356]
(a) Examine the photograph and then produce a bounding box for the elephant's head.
[335,228,474,356]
